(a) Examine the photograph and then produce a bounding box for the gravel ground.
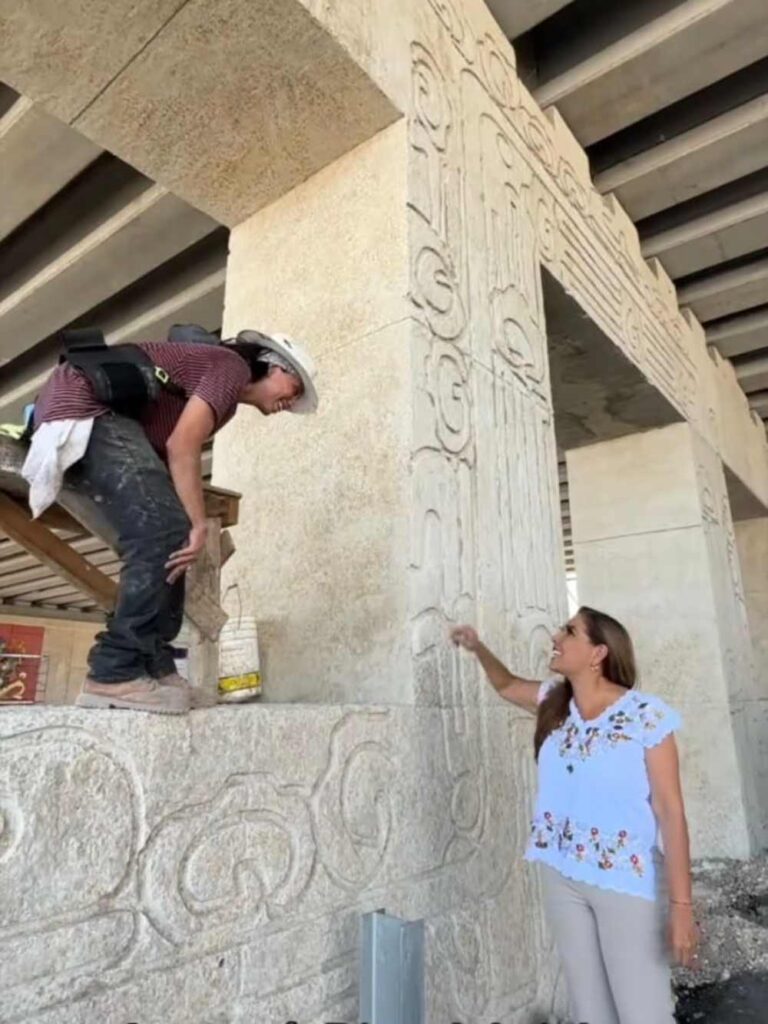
[673,854,768,1022]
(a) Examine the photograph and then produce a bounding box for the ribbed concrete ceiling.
[0,80,227,616]
[0,80,228,423]
[488,0,768,428]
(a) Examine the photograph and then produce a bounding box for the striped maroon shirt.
[33,342,251,456]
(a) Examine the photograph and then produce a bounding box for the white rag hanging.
[21,418,94,518]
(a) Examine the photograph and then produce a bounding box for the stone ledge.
[0,701,554,1022]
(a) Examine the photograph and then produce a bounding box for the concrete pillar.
[735,516,768,834]
[567,423,765,857]
[214,114,567,706]
[212,44,569,1018]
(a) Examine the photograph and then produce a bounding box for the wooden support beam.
[0,535,106,578]
[0,540,112,589]
[0,601,105,623]
[0,496,85,537]
[32,502,85,533]
[15,563,120,603]
[202,485,240,527]
[185,516,227,641]
[0,492,117,611]
[185,515,226,700]
[220,529,235,566]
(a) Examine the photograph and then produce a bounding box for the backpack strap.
[59,327,108,355]
[59,329,185,414]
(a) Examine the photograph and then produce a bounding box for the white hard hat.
[237,329,319,414]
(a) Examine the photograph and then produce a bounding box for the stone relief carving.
[139,771,316,946]
[311,710,395,891]
[0,726,142,1012]
[409,450,486,862]
[720,495,747,610]
[428,339,473,455]
[478,113,545,391]
[409,43,468,351]
[695,449,748,610]
[428,903,493,1019]
[424,0,711,437]
[490,370,564,624]
[693,445,755,714]
[139,712,395,949]
[556,201,623,340]
[411,233,467,343]
[531,180,558,267]
[237,910,358,1023]
[476,31,519,114]
[426,0,477,66]
[407,39,489,860]
[622,293,645,364]
[2,696,516,1021]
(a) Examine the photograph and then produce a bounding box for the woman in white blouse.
[452,605,698,1024]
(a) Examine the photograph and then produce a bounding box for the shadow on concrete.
[675,973,768,1022]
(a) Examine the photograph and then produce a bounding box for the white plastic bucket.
[218,615,261,702]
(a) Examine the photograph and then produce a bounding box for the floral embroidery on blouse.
[557,697,671,766]
[530,812,645,877]
[558,719,631,762]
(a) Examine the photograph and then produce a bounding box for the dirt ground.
[673,854,768,1022]
[675,973,768,1021]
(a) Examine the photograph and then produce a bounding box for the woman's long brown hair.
[533,606,637,759]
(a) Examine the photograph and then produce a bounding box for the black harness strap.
[59,329,185,417]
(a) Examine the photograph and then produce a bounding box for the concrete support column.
[214,123,415,704]
[211,61,569,1016]
[735,516,768,831]
[214,108,568,708]
[567,423,764,857]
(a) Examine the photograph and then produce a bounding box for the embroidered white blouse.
[525,681,682,900]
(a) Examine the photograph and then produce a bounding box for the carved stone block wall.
[0,706,562,1023]
[568,424,764,857]
[299,0,768,508]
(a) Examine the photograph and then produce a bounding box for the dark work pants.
[64,413,190,682]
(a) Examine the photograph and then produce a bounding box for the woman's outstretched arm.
[647,735,699,967]
[451,625,542,714]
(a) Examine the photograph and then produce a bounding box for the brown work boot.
[155,671,188,689]
[156,672,218,709]
[76,676,190,714]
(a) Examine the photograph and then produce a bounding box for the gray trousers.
[540,864,676,1024]
[63,413,190,682]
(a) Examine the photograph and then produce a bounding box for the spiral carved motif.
[140,773,315,945]
[311,713,394,891]
[559,159,588,214]
[495,129,516,172]
[427,0,477,64]
[412,43,451,151]
[414,244,466,341]
[523,113,556,174]
[536,195,557,264]
[432,343,472,454]
[623,299,644,362]
[478,34,518,112]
